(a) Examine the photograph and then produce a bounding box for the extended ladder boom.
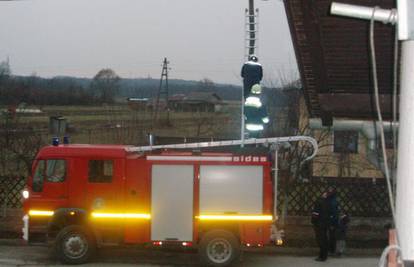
[126,136,318,162]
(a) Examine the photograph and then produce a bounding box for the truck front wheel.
[199,229,240,266]
[55,225,96,264]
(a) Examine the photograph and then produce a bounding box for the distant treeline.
[0,74,242,106]
[0,76,96,105]
[119,78,242,101]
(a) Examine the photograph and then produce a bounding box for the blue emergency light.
[52,137,59,146]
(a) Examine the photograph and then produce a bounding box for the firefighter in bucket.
[241,55,268,134]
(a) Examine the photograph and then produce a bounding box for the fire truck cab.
[23,144,275,266]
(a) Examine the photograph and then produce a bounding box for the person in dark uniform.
[241,55,263,98]
[311,192,330,261]
[336,213,350,256]
[327,187,339,254]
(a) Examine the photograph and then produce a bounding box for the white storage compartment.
[199,165,263,215]
[151,165,194,241]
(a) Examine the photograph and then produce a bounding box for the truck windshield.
[46,160,66,182]
[32,159,66,192]
[33,160,46,192]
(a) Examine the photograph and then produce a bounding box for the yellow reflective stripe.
[196,215,273,221]
[29,210,54,217]
[91,213,151,219]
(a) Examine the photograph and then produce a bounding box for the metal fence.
[278,176,392,217]
[1,175,391,218]
[0,176,26,216]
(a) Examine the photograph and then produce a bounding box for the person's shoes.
[315,257,327,262]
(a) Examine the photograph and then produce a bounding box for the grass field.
[0,104,243,176]
[9,104,242,145]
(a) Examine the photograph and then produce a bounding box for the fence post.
[2,180,7,218]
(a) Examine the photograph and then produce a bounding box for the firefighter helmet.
[249,55,258,62]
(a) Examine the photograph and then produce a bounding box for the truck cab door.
[84,158,125,243]
[30,159,69,210]
[84,158,124,214]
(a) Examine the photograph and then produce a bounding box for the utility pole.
[153,58,170,126]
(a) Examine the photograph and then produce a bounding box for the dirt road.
[0,243,380,267]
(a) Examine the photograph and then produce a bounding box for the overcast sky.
[0,0,297,85]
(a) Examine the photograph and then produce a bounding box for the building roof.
[284,0,396,120]
[169,92,223,104]
[127,98,149,102]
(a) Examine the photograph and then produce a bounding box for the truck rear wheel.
[55,225,96,264]
[199,230,240,267]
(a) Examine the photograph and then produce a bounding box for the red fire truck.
[22,137,317,266]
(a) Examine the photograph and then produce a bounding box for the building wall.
[297,94,385,179]
[311,129,384,178]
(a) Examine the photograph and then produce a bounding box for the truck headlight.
[22,190,29,199]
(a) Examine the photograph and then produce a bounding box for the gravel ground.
[0,242,381,267]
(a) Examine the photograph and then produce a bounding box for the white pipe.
[331,2,397,24]
[397,0,411,40]
[396,40,414,263]
[397,0,408,40]
[273,147,279,221]
[309,118,397,147]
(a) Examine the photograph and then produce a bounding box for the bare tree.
[198,78,216,92]
[91,68,120,104]
[276,123,332,224]
[262,72,332,224]
[0,59,11,84]
[191,111,220,137]
[0,108,45,177]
